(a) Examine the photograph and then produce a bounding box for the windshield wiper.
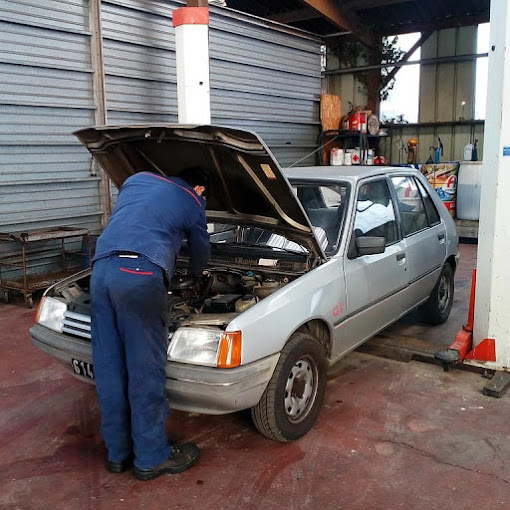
[234,241,306,255]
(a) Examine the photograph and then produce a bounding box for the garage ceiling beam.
[186,0,209,6]
[268,8,321,24]
[325,52,488,75]
[343,0,411,10]
[382,13,489,35]
[299,0,379,47]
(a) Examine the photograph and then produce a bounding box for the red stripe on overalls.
[119,268,154,275]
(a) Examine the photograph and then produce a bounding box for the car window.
[416,179,441,226]
[391,176,429,236]
[294,183,349,254]
[354,179,398,245]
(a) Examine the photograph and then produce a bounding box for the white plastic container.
[330,148,344,165]
[344,151,352,165]
[366,149,374,165]
[457,161,482,220]
[463,143,473,161]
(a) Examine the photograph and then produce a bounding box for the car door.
[390,175,446,306]
[336,178,408,358]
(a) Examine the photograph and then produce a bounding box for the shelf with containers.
[319,129,389,166]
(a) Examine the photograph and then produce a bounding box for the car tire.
[251,332,327,442]
[420,263,454,325]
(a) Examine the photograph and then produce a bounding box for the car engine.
[166,268,289,331]
[54,267,290,334]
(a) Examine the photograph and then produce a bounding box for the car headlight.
[36,297,67,333]
[167,328,242,368]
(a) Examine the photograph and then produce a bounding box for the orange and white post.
[173,6,211,124]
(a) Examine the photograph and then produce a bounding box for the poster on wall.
[419,163,459,217]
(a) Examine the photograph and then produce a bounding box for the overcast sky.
[380,24,490,123]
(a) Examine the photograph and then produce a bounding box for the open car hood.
[75,124,324,259]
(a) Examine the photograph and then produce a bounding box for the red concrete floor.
[2,242,510,510]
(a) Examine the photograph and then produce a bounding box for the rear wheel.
[251,332,327,442]
[420,263,454,325]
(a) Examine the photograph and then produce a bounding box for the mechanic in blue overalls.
[90,168,210,481]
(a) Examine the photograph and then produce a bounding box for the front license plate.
[71,358,94,379]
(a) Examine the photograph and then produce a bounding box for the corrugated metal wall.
[100,0,322,167]
[0,0,102,234]
[420,28,476,123]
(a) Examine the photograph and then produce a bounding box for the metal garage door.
[0,0,102,234]
[0,0,101,282]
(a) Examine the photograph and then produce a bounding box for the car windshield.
[208,181,350,256]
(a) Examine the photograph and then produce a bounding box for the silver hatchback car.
[30,125,459,442]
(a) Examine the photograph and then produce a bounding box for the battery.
[203,294,242,313]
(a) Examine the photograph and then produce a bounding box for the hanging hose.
[288,135,339,168]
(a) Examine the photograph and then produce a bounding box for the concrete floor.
[3,242,510,510]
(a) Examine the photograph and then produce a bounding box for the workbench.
[0,227,91,307]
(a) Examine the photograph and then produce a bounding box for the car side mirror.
[355,236,386,256]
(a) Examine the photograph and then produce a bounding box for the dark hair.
[178,167,209,189]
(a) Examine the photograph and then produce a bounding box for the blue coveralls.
[90,172,210,469]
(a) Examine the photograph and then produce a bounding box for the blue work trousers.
[91,254,172,469]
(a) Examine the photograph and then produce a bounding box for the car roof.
[283,165,419,184]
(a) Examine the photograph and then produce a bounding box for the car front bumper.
[29,324,279,415]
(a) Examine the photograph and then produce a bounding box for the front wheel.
[420,263,454,325]
[251,332,327,442]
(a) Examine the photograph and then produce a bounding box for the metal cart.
[0,227,91,308]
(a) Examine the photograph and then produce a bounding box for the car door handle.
[438,233,445,242]
[396,252,406,261]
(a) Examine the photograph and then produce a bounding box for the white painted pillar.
[173,7,211,124]
[471,0,510,370]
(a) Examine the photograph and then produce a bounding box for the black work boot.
[106,454,134,473]
[133,443,200,481]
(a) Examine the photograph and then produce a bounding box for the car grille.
[62,311,91,340]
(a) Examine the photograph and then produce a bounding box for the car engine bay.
[46,232,312,340]
[52,265,294,336]
[165,268,290,330]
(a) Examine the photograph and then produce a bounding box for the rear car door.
[338,178,408,357]
[390,175,446,305]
